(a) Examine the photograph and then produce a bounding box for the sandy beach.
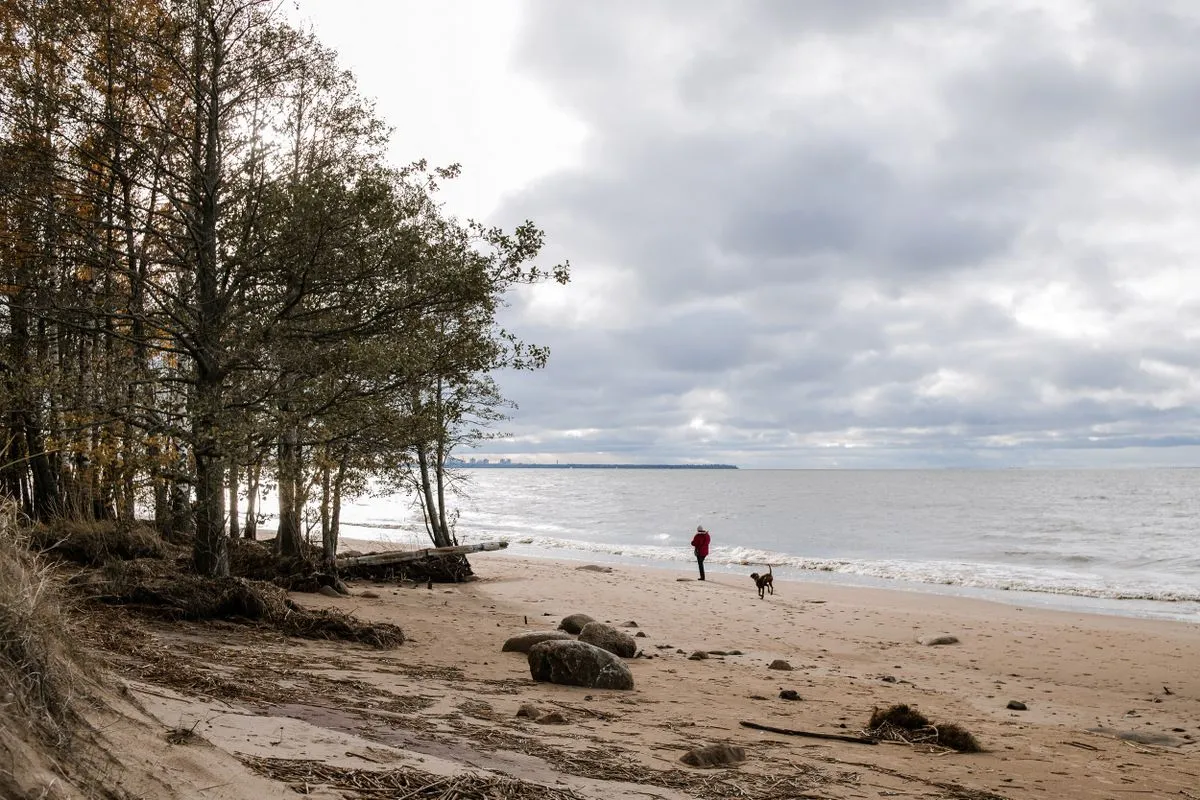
[95,542,1200,799]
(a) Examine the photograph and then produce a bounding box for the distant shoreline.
[448,462,738,470]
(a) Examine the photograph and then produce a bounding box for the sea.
[319,469,1200,623]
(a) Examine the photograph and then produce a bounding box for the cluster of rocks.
[503,613,639,690]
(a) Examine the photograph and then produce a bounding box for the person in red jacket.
[690,525,711,580]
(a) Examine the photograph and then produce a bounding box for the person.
[691,525,711,580]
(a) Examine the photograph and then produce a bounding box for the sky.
[295,0,1200,469]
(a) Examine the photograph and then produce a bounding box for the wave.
[442,530,1200,604]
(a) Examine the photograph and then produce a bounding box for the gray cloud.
[484,1,1200,467]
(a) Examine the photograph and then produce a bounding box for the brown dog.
[749,566,774,599]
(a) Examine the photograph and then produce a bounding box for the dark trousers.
[695,552,706,580]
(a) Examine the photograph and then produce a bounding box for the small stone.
[688,651,709,661]
[516,703,542,720]
[333,579,350,595]
[917,634,960,646]
[779,690,802,701]
[768,659,793,671]
[635,631,647,638]
[359,590,380,599]
[317,585,341,598]
[880,675,898,683]
[621,621,639,627]
[1007,700,1027,711]
[680,743,747,768]
[536,711,568,725]
[706,650,728,656]
[727,650,743,655]
[575,565,613,573]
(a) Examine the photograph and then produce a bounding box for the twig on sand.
[1061,740,1102,751]
[740,721,877,745]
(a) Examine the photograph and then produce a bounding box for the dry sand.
[99,542,1200,799]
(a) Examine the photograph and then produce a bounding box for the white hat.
[697,525,706,532]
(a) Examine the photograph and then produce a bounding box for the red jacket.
[691,531,711,557]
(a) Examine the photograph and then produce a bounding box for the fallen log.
[740,721,877,745]
[335,540,508,569]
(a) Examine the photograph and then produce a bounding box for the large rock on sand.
[502,630,575,653]
[528,640,635,690]
[557,613,595,634]
[578,622,637,658]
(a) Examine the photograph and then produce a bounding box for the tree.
[0,0,571,581]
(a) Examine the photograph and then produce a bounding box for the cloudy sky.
[298,0,1200,468]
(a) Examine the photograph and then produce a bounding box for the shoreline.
[337,534,1200,625]
[485,550,1200,634]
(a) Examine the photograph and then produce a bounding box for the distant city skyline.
[299,1,1200,469]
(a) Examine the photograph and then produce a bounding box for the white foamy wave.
[470,532,1200,604]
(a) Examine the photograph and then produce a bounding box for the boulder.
[502,631,575,653]
[558,613,596,634]
[578,622,638,658]
[528,640,635,690]
[768,659,793,671]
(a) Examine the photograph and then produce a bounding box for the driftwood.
[336,541,509,584]
[335,541,508,569]
[740,721,878,745]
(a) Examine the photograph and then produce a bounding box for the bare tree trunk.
[329,458,345,563]
[243,460,260,539]
[228,462,240,539]
[276,422,303,556]
[416,444,452,548]
[168,475,192,538]
[319,460,331,567]
[152,447,170,533]
[192,378,228,575]
[20,412,59,521]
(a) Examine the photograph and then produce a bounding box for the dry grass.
[241,756,586,799]
[29,518,164,566]
[0,504,89,744]
[0,502,95,798]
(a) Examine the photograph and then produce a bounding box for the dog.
[749,566,774,599]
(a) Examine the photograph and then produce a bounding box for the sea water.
[322,468,1200,623]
